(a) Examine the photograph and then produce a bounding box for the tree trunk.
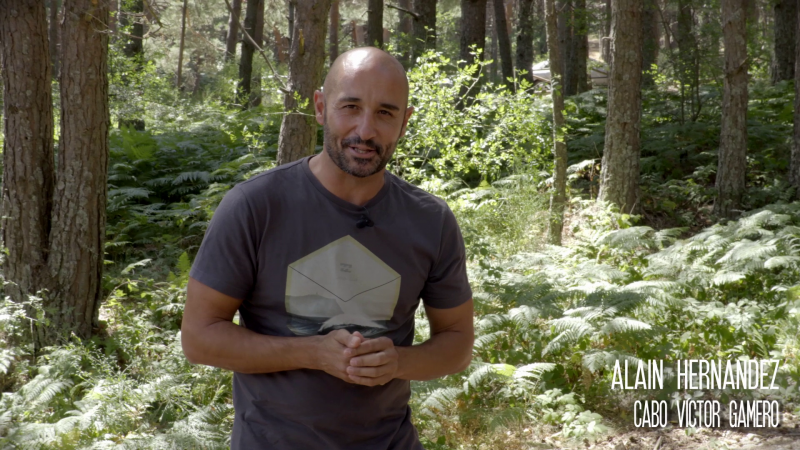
[598,0,643,214]
[0,0,56,342]
[602,0,611,63]
[411,0,436,62]
[120,0,145,130]
[45,0,110,346]
[459,0,488,103]
[225,0,242,62]
[367,0,383,47]
[492,0,513,90]
[771,0,796,84]
[792,1,800,194]
[237,0,265,108]
[545,0,566,245]
[288,0,295,46]
[516,0,535,85]
[329,0,339,65]
[676,0,698,121]
[558,0,576,96]
[397,0,412,67]
[487,2,498,83]
[48,0,60,78]
[714,0,748,218]
[176,0,187,89]
[573,0,588,93]
[276,0,332,165]
[641,0,659,86]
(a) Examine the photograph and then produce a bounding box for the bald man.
[182,47,474,449]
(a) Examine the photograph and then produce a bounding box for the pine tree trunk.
[48,0,60,78]
[792,1,800,194]
[225,0,242,62]
[771,0,796,84]
[598,0,643,214]
[397,0,412,67]
[367,0,383,47]
[492,0,513,90]
[45,0,110,346]
[558,1,577,96]
[276,0,332,165]
[545,0,566,245]
[602,0,611,64]
[459,0,487,103]
[411,0,436,62]
[573,0,588,93]
[641,0,659,87]
[487,2,498,83]
[715,0,748,218]
[176,0,187,89]
[516,0,535,85]
[237,0,264,108]
[329,0,339,65]
[120,0,145,130]
[0,0,56,339]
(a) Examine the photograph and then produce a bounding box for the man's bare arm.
[181,277,363,379]
[345,300,474,385]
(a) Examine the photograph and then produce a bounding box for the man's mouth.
[349,146,376,156]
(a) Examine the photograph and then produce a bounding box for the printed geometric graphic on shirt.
[285,235,401,338]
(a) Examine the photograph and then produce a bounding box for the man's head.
[314,47,414,178]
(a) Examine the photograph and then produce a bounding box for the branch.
[386,3,420,20]
[223,0,289,93]
[142,0,163,28]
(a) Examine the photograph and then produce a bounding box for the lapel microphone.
[356,214,374,228]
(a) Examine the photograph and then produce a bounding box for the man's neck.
[308,151,386,207]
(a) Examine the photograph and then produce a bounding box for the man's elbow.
[180,326,205,365]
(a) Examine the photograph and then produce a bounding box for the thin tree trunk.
[516,0,535,85]
[558,0,576,96]
[276,0,332,165]
[237,0,265,108]
[367,0,384,47]
[487,2,498,82]
[598,0,643,214]
[493,0,513,90]
[397,0,412,67]
[120,0,145,130]
[771,0,796,84]
[545,0,566,245]
[329,0,339,65]
[715,0,748,218]
[288,0,295,46]
[602,0,611,63]
[225,0,242,62]
[176,0,188,89]
[48,0,60,78]
[0,0,56,344]
[411,0,436,62]
[573,0,588,93]
[46,0,110,346]
[792,1,800,195]
[641,0,659,86]
[459,0,488,103]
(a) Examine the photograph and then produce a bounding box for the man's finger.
[345,337,393,356]
[349,351,389,367]
[348,374,392,387]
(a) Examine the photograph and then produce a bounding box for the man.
[181,47,474,449]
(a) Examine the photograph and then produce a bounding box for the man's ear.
[314,90,325,126]
[399,106,414,138]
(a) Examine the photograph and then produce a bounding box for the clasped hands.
[317,329,399,387]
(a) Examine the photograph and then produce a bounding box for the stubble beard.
[322,122,397,178]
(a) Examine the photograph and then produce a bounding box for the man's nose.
[355,112,377,142]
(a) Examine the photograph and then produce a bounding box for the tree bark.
[558,1,577,96]
[492,0,513,90]
[176,0,187,89]
[602,0,611,63]
[641,0,659,86]
[714,0,748,218]
[487,2,498,82]
[225,0,242,62]
[545,0,566,245]
[48,0,60,78]
[0,0,56,341]
[396,0,413,67]
[237,0,265,108]
[598,0,643,214]
[459,0,488,104]
[45,0,110,346]
[276,0,332,165]
[367,0,383,47]
[771,0,796,84]
[119,0,145,130]
[411,0,436,62]
[792,1,800,195]
[573,0,588,93]
[516,0,535,85]
[329,0,339,65]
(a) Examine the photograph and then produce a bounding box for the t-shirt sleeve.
[419,207,473,309]
[189,186,259,300]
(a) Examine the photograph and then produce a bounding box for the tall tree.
[237,0,265,108]
[545,0,567,244]
[676,0,699,121]
[367,0,384,47]
[119,0,145,130]
[492,0,513,90]
[396,0,413,67]
[516,0,535,85]
[573,0,589,93]
[771,0,796,84]
[558,1,576,95]
[176,0,188,88]
[641,0,659,86]
[601,0,611,63]
[793,2,800,195]
[411,0,436,62]
[459,0,488,102]
[277,0,332,164]
[329,0,339,64]
[0,0,56,343]
[715,0,748,218]
[48,0,60,77]
[225,0,243,62]
[598,0,643,214]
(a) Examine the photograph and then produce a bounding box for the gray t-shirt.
[189,156,472,449]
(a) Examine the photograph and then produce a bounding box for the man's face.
[315,63,413,178]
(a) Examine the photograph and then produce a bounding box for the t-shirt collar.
[301,155,392,212]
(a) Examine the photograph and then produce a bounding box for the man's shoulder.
[387,172,452,216]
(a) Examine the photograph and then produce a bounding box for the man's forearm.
[395,329,473,381]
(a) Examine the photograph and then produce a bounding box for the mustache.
[341,136,383,155]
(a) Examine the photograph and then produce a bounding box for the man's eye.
[379,110,392,116]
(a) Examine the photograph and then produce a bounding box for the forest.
[2,0,800,448]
